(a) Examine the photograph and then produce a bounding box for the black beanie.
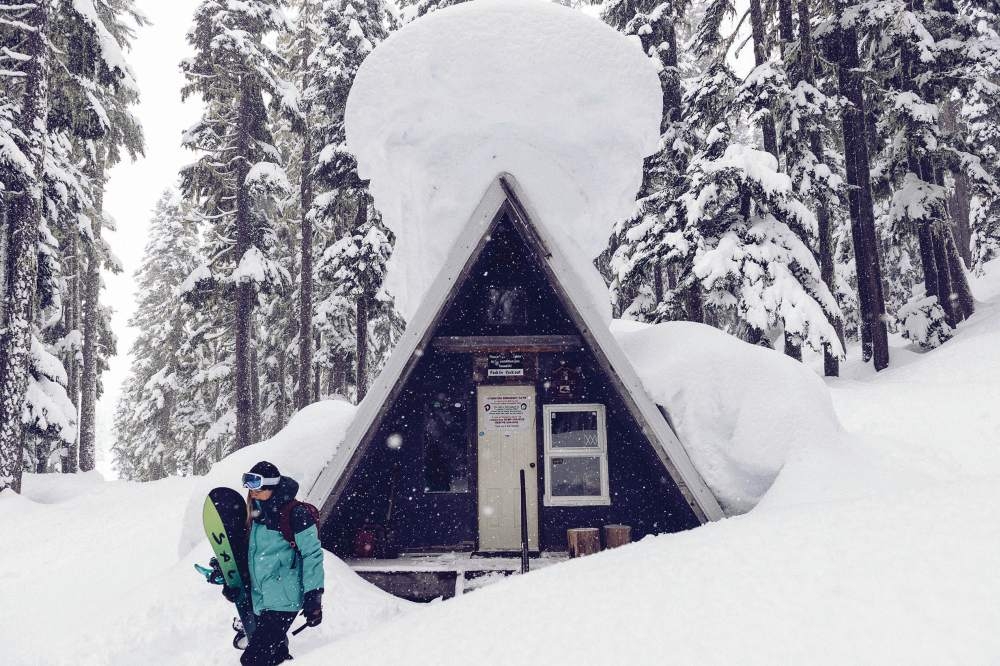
[249,460,280,479]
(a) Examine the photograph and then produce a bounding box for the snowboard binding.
[232,618,249,650]
[194,557,226,586]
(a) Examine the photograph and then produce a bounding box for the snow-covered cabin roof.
[306,175,724,523]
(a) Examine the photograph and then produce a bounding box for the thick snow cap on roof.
[612,320,844,514]
[345,0,662,320]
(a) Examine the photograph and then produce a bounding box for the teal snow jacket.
[247,476,325,614]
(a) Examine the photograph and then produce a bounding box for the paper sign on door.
[482,393,532,431]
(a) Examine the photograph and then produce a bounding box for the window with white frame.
[543,404,609,506]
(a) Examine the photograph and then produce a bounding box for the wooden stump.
[566,528,600,558]
[603,524,632,550]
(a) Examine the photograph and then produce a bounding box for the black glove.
[303,588,323,627]
[221,585,240,603]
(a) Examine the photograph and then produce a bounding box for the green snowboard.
[203,487,257,648]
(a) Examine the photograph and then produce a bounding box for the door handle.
[529,463,536,469]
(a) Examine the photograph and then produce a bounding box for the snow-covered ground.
[2,263,999,665]
[0,405,410,666]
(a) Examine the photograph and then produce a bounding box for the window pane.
[424,393,469,492]
[550,456,602,497]
[550,410,599,448]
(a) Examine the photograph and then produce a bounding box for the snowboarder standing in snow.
[225,461,324,665]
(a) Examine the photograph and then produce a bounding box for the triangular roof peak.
[306,173,723,523]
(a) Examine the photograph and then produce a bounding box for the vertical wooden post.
[519,468,529,573]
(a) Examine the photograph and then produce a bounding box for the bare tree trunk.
[779,0,802,362]
[297,13,315,411]
[276,346,287,430]
[778,0,794,53]
[652,260,663,306]
[795,0,841,375]
[80,146,106,472]
[251,341,261,443]
[933,166,974,321]
[659,18,681,125]
[931,226,957,326]
[947,233,976,316]
[917,217,940,300]
[835,1,889,371]
[685,283,704,323]
[940,100,973,265]
[62,231,80,472]
[354,195,370,402]
[0,1,49,493]
[233,82,257,452]
[751,0,794,359]
[356,295,369,402]
[312,330,321,401]
[331,352,348,398]
[749,0,779,158]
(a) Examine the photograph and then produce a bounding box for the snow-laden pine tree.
[775,0,848,373]
[854,0,989,338]
[603,0,705,325]
[0,0,133,488]
[59,0,145,473]
[0,0,144,482]
[285,0,321,409]
[0,0,53,494]
[316,198,395,400]
[407,0,467,19]
[308,0,398,402]
[957,2,1000,270]
[677,63,843,355]
[180,0,297,451]
[23,133,92,473]
[607,1,842,359]
[113,191,201,480]
[808,0,891,369]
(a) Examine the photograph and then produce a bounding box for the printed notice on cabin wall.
[482,393,532,431]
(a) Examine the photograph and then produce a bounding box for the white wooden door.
[476,384,539,551]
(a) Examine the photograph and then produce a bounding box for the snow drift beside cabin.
[345,0,662,322]
[177,400,356,556]
[612,320,843,514]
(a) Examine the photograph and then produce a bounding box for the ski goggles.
[242,473,280,490]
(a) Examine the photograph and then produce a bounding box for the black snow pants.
[241,610,298,666]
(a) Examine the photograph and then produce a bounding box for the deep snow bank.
[296,479,999,666]
[292,273,1000,666]
[178,399,355,555]
[0,399,410,666]
[827,258,1000,481]
[345,0,661,321]
[612,320,843,513]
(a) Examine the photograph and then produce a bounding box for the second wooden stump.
[603,524,632,549]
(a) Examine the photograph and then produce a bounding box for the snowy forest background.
[0,0,998,491]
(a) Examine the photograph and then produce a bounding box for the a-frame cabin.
[306,175,721,590]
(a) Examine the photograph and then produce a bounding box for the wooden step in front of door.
[347,552,568,602]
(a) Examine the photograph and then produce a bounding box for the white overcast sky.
[97,0,203,476]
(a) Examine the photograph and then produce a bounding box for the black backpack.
[277,499,321,550]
